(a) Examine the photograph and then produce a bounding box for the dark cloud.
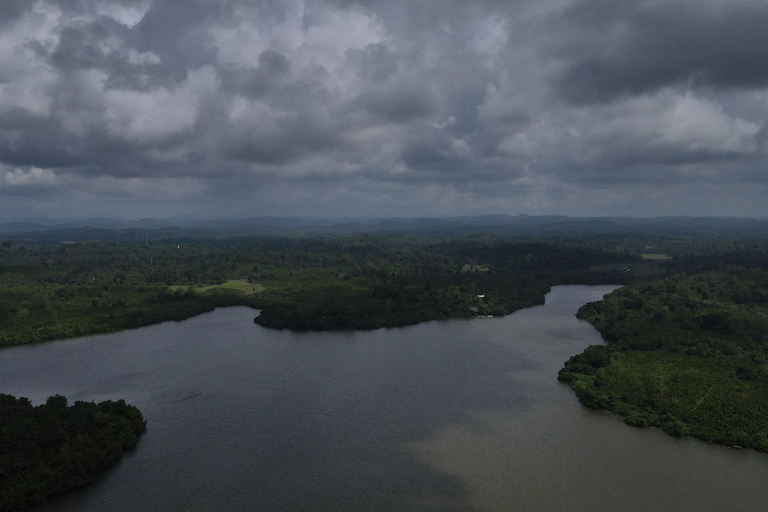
[555,0,768,103]
[48,17,179,90]
[352,80,439,123]
[220,51,291,98]
[0,0,766,219]
[0,0,30,28]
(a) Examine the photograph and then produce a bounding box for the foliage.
[254,273,552,330]
[560,268,768,451]
[1,231,765,341]
[0,234,634,343]
[0,394,146,511]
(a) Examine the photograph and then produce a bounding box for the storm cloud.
[0,0,766,219]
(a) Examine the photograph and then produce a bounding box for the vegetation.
[255,273,552,330]
[2,229,767,341]
[560,268,768,450]
[0,394,146,511]
[0,234,640,343]
[0,241,262,347]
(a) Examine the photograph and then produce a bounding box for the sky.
[0,0,767,220]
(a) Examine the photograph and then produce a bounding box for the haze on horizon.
[0,0,766,221]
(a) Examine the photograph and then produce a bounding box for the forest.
[0,395,146,511]
[1,229,766,342]
[0,234,647,344]
[560,268,768,450]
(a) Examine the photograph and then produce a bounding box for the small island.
[0,394,146,511]
[559,268,768,451]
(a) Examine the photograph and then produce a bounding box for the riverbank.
[252,273,552,331]
[0,235,640,348]
[559,268,768,452]
[0,289,259,348]
[0,272,558,347]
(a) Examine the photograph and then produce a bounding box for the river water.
[2,285,767,511]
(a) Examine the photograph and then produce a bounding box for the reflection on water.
[1,286,766,511]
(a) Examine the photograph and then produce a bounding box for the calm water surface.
[2,285,767,511]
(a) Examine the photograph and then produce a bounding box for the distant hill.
[0,215,766,241]
[0,222,49,232]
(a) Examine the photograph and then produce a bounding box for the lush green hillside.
[559,268,768,450]
[0,395,146,511]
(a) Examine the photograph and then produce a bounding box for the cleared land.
[168,279,265,295]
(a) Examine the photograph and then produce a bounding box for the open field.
[168,279,265,295]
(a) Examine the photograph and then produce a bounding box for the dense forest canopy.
[1,230,767,343]
[560,268,768,450]
[0,395,146,511]
[0,233,647,343]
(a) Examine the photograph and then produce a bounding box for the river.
[2,285,767,511]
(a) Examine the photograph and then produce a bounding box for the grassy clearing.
[168,279,265,295]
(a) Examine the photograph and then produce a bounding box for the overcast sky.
[0,0,767,220]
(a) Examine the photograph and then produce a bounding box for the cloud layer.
[1,0,767,219]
